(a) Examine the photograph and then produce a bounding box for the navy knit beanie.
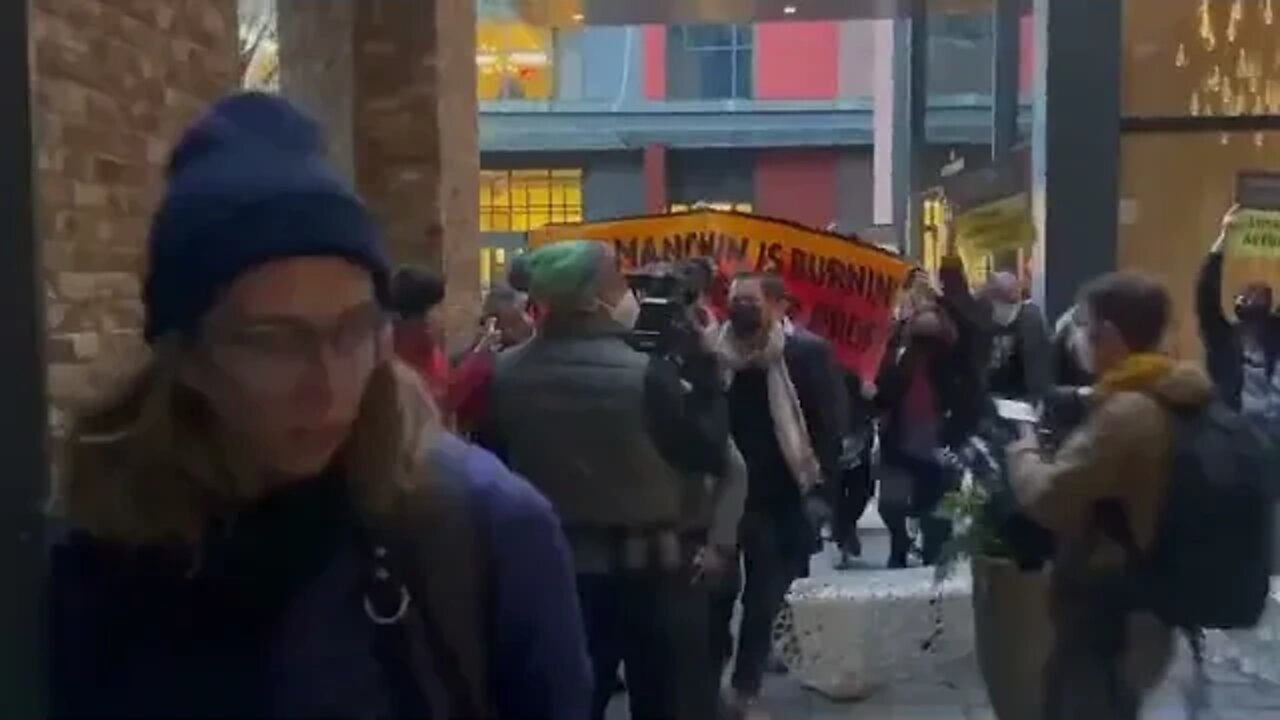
[143,92,390,343]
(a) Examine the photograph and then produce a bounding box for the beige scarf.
[715,323,822,492]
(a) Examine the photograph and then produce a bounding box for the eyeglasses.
[201,303,387,394]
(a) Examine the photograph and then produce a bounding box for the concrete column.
[870,8,931,253]
[837,20,876,98]
[992,0,1021,160]
[1029,0,1122,319]
[904,0,928,259]
[876,3,928,256]
[278,1,356,179]
[279,0,481,334]
[871,19,896,229]
[0,1,45,714]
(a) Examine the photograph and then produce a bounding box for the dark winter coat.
[49,387,591,719]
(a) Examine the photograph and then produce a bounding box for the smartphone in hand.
[994,398,1040,424]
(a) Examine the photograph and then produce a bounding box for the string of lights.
[1175,0,1280,145]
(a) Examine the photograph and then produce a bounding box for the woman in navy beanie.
[46,92,590,720]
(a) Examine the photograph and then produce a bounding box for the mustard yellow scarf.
[1095,352,1175,396]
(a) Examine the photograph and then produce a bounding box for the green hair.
[525,240,607,310]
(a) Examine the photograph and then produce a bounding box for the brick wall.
[278,0,355,180]
[281,0,481,338]
[31,0,238,429]
[32,0,479,433]
[351,0,480,337]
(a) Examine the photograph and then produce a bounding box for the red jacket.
[448,349,496,434]
[393,322,450,405]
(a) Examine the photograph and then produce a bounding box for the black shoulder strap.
[363,434,495,720]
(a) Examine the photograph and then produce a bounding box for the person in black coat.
[873,258,988,567]
[1197,210,1280,430]
[979,272,1053,402]
[709,272,849,716]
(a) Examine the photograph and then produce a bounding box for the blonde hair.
[52,340,438,546]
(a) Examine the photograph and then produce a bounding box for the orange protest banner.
[530,210,915,381]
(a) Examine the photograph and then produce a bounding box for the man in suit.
[709,272,849,718]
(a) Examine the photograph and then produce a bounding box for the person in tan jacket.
[1006,272,1216,720]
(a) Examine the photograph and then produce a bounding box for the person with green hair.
[482,239,731,720]
[521,239,614,312]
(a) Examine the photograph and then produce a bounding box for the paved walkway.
[610,528,1280,719]
[755,531,1280,719]
[752,647,1280,719]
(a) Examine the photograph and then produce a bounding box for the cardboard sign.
[529,210,915,381]
[1223,172,1280,312]
[938,156,1035,287]
[953,193,1036,255]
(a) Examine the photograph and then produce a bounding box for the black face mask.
[1236,301,1271,327]
[729,303,764,338]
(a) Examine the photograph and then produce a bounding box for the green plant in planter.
[932,483,1015,583]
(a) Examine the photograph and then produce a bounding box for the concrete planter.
[971,556,1052,720]
[971,556,1170,719]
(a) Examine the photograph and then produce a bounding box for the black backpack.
[360,433,496,720]
[1125,400,1276,630]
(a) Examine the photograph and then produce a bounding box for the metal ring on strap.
[364,586,411,625]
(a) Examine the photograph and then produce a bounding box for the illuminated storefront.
[476,21,554,100]
[478,167,582,289]
[1119,0,1280,357]
[479,168,583,231]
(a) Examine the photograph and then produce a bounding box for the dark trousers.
[578,569,715,720]
[710,512,805,697]
[833,458,874,550]
[879,455,954,566]
[1042,575,1140,720]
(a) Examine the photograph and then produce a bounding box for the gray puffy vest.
[491,329,691,529]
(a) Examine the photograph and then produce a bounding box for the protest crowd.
[45,93,1279,720]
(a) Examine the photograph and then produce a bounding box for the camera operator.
[677,256,721,336]
[481,240,728,720]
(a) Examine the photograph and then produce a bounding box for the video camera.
[625,261,704,355]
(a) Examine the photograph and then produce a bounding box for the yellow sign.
[1227,209,1280,257]
[954,193,1035,255]
[1222,208,1280,314]
[529,210,915,381]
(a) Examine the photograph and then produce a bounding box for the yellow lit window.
[477,22,554,101]
[480,248,494,290]
[480,247,524,292]
[480,169,583,232]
